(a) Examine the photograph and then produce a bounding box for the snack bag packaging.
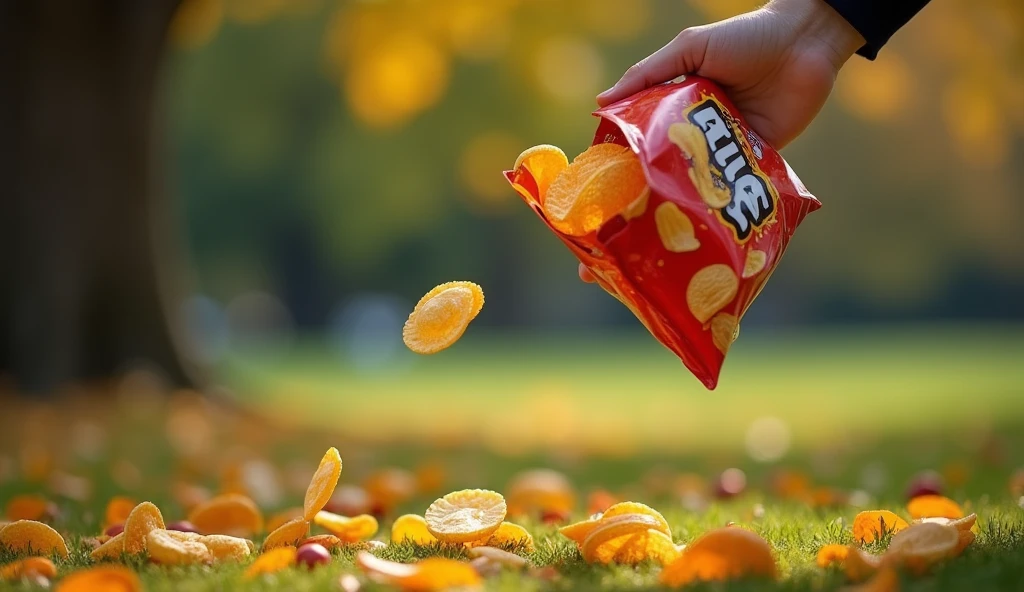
[503,76,821,390]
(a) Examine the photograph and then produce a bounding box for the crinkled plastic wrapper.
[504,76,821,390]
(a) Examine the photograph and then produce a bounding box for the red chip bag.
[504,76,821,390]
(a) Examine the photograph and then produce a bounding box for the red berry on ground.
[166,520,200,533]
[104,523,124,537]
[296,543,331,569]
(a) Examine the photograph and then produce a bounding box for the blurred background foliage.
[163,0,1023,366]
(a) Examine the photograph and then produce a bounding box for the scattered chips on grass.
[90,532,126,561]
[660,527,776,587]
[513,144,568,203]
[600,501,672,536]
[392,514,440,545]
[5,495,51,522]
[188,493,264,538]
[0,520,69,558]
[907,495,963,520]
[466,545,528,569]
[244,546,297,580]
[356,550,483,591]
[852,510,909,543]
[471,521,533,552]
[262,517,310,551]
[122,501,165,555]
[886,521,959,574]
[558,516,602,549]
[146,528,213,566]
[686,264,739,324]
[314,511,378,543]
[0,556,56,580]
[403,282,485,355]
[54,566,141,592]
[424,489,507,544]
[613,528,681,565]
[655,202,700,253]
[304,447,343,521]
[816,544,850,568]
[581,514,662,563]
[844,547,883,582]
[301,534,344,551]
[200,534,252,561]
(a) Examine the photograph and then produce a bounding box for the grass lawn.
[1,325,1023,590]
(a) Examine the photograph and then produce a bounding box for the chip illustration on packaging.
[504,76,821,389]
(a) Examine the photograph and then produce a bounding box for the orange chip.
[262,517,310,551]
[90,532,125,561]
[710,313,740,354]
[314,512,378,543]
[424,489,506,544]
[544,143,648,236]
[391,514,439,545]
[845,566,900,592]
[200,534,252,561]
[660,527,776,587]
[403,282,484,355]
[686,264,739,324]
[844,546,882,582]
[667,122,731,209]
[104,497,136,529]
[54,566,141,592]
[5,495,51,522]
[885,522,959,574]
[0,556,56,580]
[558,517,601,549]
[301,534,345,551]
[600,502,672,537]
[513,144,568,203]
[243,546,297,580]
[655,202,700,253]
[581,514,662,563]
[743,250,767,278]
[146,529,212,566]
[122,501,165,555]
[267,508,304,533]
[614,529,681,565]
[907,495,963,520]
[188,493,264,538]
[304,447,343,522]
[356,550,482,591]
[470,521,533,552]
[0,520,69,558]
[815,544,849,568]
[852,510,909,544]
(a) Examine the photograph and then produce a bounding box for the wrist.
[768,0,865,68]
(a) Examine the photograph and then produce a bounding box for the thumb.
[597,27,709,107]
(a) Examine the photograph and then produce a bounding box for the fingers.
[597,27,708,107]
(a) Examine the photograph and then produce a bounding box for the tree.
[0,0,197,395]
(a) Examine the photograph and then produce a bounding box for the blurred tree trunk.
[0,0,197,396]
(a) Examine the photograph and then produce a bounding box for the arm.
[822,0,934,60]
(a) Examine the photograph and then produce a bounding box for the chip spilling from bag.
[504,76,822,389]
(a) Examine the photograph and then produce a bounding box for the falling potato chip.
[710,313,740,354]
[660,527,776,587]
[262,517,310,551]
[907,495,963,520]
[356,550,483,591]
[815,544,849,568]
[513,144,568,203]
[613,529,681,565]
[655,202,700,252]
[403,282,484,355]
[188,493,264,538]
[304,447,343,522]
[54,566,141,592]
[0,556,56,580]
[0,520,69,558]
[581,514,662,563]
[686,264,739,324]
[470,521,533,552]
[314,512,378,543]
[146,529,213,566]
[392,514,440,545]
[424,489,507,544]
[122,501,165,555]
[667,122,731,209]
[543,143,648,236]
[244,546,297,580]
[852,510,909,544]
[743,249,767,278]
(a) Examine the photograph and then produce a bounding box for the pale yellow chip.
[314,511,379,543]
[710,313,740,354]
[886,522,959,566]
[90,532,126,561]
[403,281,484,355]
[654,201,700,253]
[391,514,439,545]
[667,122,731,208]
[424,489,507,544]
[146,529,212,566]
[304,447,343,521]
[466,545,528,568]
[686,264,739,323]
[743,249,767,278]
[470,521,533,552]
[200,534,252,562]
[622,187,650,221]
[123,502,165,555]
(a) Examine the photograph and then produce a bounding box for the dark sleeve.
[821,0,933,60]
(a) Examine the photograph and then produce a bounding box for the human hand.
[579,0,864,283]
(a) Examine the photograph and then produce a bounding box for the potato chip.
[304,447,343,521]
[301,534,344,551]
[949,513,978,533]
[187,493,264,538]
[403,282,484,355]
[313,512,378,543]
[885,521,959,573]
[843,546,882,582]
[90,532,125,561]
[544,143,648,236]
[852,510,909,544]
[660,527,776,587]
[954,529,975,556]
[622,187,651,221]
[54,566,141,592]
[506,469,576,517]
[267,508,304,533]
[262,517,310,551]
[743,250,767,278]
[558,517,601,549]
[655,202,700,252]
[392,514,440,545]
[616,529,681,565]
[667,122,731,209]
[200,534,251,561]
[466,545,528,568]
[146,528,212,566]
[686,264,739,324]
[513,144,568,203]
[0,520,69,558]
[907,495,963,520]
[104,497,136,529]
[600,502,672,536]
[815,543,849,568]
[0,556,56,580]
[356,551,483,591]
[710,313,740,354]
[122,501,165,555]
[243,546,297,580]
[581,514,662,563]
[470,521,533,552]
[844,566,899,592]
[424,489,506,544]
[5,495,51,522]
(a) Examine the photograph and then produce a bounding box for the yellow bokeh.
[836,52,913,123]
[428,0,516,61]
[581,0,651,43]
[534,36,605,103]
[458,131,524,211]
[941,79,1009,170]
[169,0,224,51]
[224,0,287,25]
[687,0,760,21]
